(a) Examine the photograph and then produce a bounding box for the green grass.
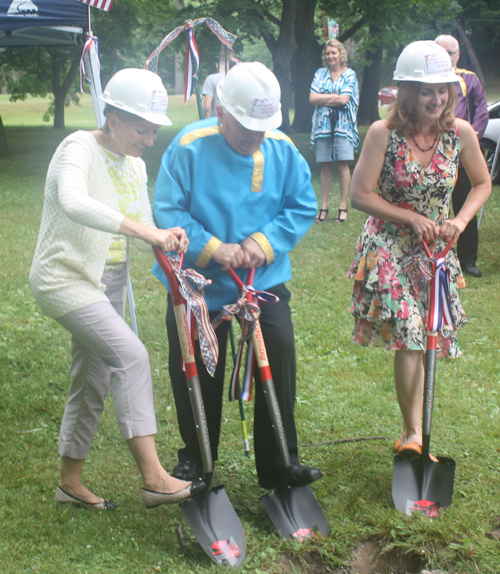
[1,94,500,573]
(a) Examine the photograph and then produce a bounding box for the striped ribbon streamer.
[145,18,236,76]
[228,322,254,402]
[167,256,219,377]
[184,24,200,102]
[428,256,455,333]
[79,35,100,93]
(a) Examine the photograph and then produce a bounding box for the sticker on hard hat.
[151,90,168,113]
[250,96,280,119]
[424,53,452,76]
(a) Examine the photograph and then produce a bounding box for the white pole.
[84,6,138,335]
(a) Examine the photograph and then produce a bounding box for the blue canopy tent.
[0,0,88,47]
[0,0,89,156]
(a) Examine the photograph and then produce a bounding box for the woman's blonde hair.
[322,39,348,67]
[386,81,457,137]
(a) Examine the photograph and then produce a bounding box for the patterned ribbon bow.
[145,18,236,74]
[79,35,100,94]
[428,256,454,333]
[168,255,219,377]
[212,284,279,402]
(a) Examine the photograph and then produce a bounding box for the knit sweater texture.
[30,131,154,318]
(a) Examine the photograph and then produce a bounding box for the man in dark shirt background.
[435,34,489,277]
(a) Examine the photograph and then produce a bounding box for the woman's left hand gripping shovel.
[153,247,246,568]
[227,267,329,540]
[392,240,456,516]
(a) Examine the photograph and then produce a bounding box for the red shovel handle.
[421,239,453,260]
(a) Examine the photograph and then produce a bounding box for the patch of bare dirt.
[280,540,430,574]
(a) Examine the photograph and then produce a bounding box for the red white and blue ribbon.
[79,35,100,94]
[428,256,455,333]
[213,284,279,402]
[184,23,200,102]
[228,323,255,402]
[144,17,236,77]
[167,256,219,377]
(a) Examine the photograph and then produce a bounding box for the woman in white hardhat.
[30,68,204,510]
[346,41,490,457]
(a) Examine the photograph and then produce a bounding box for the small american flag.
[76,0,114,11]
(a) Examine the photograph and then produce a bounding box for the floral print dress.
[347,127,466,358]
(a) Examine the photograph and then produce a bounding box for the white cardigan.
[30,131,155,319]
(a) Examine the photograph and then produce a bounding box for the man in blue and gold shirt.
[153,62,321,490]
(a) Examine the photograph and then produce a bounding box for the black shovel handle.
[420,239,453,459]
[153,247,213,486]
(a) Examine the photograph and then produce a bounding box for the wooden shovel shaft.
[152,247,213,483]
[227,268,291,470]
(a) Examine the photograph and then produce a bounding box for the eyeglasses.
[447,50,459,56]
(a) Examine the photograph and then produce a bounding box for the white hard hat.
[217,62,282,131]
[101,68,172,126]
[393,41,461,83]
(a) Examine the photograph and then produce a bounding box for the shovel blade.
[392,455,455,516]
[180,485,246,568]
[260,485,329,539]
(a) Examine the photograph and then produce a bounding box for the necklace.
[412,132,439,153]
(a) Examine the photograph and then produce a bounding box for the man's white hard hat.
[217,62,282,131]
[101,68,172,126]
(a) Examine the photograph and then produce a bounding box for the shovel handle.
[152,247,214,485]
[421,239,453,260]
[227,268,291,474]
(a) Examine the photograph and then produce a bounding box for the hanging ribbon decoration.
[79,35,100,93]
[184,21,200,102]
[166,255,219,377]
[428,256,455,334]
[212,285,279,402]
[145,18,236,75]
[145,18,236,118]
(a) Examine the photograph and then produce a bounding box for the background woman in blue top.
[310,39,359,223]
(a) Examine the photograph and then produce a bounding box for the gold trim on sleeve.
[251,149,264,192]
[195,236,223,269]
[250,232,274,265]
[180,126,221,147]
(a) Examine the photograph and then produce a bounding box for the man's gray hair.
[435,35,459,51]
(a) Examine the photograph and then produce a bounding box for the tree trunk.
[51,50,81,129]
[263,0,296,133]
[0,114,9,157]
[291,0,321,134]
[356,33,383,126]
[454,19,486,85]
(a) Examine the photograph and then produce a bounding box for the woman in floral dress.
[347,41,490,456]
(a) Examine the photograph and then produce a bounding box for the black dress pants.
[166,283,299,482]
[452,167,479,266]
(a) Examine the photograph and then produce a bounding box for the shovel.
[392,240,456,516]
[153,247,246,568]
[227,267,329,539]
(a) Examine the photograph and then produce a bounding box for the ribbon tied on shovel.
[166,254,219,377]
[212,284,279,402]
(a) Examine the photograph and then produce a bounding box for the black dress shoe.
[172,460,203,482]
[462,263,482,277]
[259,464,323,489]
